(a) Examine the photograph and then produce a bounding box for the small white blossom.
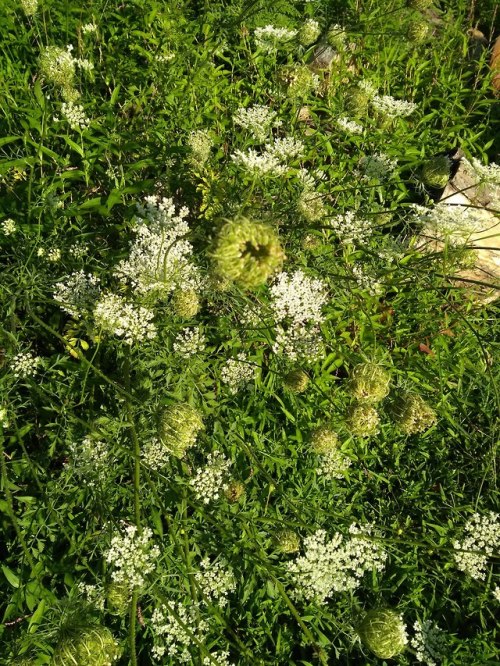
[328,211,373,244]
[453,512,500,580]
[337,116,364,134]
[53,271,101,318]
[371,94,417,118]
[221,353,255,393]
[273,324,324,363]
[468,157,500,185]
[233,105,282,142]
[352,265,383,296]
[150,602,208,663]
[360,153,397,180]
[68,437,114,488]
[47,247,61,262]
[254,25,298,52]
[187,129,212,165]
[20,0,38,15]
[231,148,287,177]
[77,582,105,611]
[203,652,234,666]
[411,620,447,666]
[493,586,500,602]
[58,101,91,130]
[94,293,157,345]
[1,218,16,235]
[413,203,490,244]
[173,328,206,358]
[141,437,170,471]
[10,350,42,378]
[194,558,236,607]
[104,524,160,589]
[76,58,94,72]
[316,447,352,480]
[297,190,327,222]
[0,406,10,429]
[189,451,232,504]
[270,270,328,325]
[266,136,304,161]
[81,22,98,34]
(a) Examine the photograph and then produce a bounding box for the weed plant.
[0,0,499,664]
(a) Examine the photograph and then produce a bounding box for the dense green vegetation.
[1,0,499,664]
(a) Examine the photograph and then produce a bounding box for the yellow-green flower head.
[350,363,391,403]
[224,480,245,502]
[52,626,121,666]
[212,218,285,289]
[172,288,200,318]
[20,0,38,16]
[358,609,408,659]
[421,156,451,189]
[284,368,309,393]
[326,24,348,50]
[280,64,320,100]
[346,86,371,116]
[106,581,131,616]
[407,17,431,43]
[275,529,301,553]
[39,45,76,88]
[159,403,204,458]
[310,426,338,454]
[393,393,437,435]
[346,403,380,437]
[407,0,432,9]
[299,19,321,47]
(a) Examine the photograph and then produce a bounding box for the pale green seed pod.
[299,19,321,47]
[106,581,131,616]
[172,288,200,318]
[224,480,245,502]
[159,403,204,458]
[212,218,284,289]
[275,529,301,553]
[392,393,437,435]
[346,87,370,117]
[52,626,121,666]
[407,17,431,43]
[407,0,432,10]
[350,363,391,404]
[310,426,339,454]
[358,609,408,659]
[421,156,451,189]
[284,369,309,393]
[346,403,380,437]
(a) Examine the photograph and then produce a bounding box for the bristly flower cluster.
[286,524,387,603]
[233,105,282,142]
[104,524,160,589]
[453,511,500,580]
[194,558,236,607]
[94,293,157,344]
[189,451,232,503]
[411,620,448,666]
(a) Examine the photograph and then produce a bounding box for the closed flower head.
[350,363,391,403]
[159,403,204,458]
[358,609,408,659]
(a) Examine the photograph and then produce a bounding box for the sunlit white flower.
[11,350,42,378]
[371,94,417,118]
[328,211,373,244]
[254,25,298,52]
[411,620,447,666]
[53,271,101,318]
[194,558,236,607]
[104,524,160,589]
[94,293,157,345]
[173,328,206,358]
[453,511,500,580]
[337,116,363,134]
[233,105,282,142]
[151,602,208,663]
[270,269,328,325]
[189,451,232,504]
[360,153,397,180]
[1,218,16,235]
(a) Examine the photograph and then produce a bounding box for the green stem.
[129,589,139,666]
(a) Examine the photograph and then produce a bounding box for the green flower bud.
[407,0,432,10]
[350,363,391,403]
[392,393,437,434]
[106,581,131,616]
[224,480,245,502]
[346,403,380,437]
[280,64,320,100]
[407,17,431,43]
[310,426,339,454]
[421,156,451,189]
[326,24,347,50]
[299,19,321,47]
[39,46,76,88]
[52,626,121,666]
[283,369,309,393]
[212,218,284,289]
[159,403,204,458]
[275,529,301,553]
[346,87,370,116]
[358,609,408,659]
[172,288,200,318]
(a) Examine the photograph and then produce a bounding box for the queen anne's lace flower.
[53,271,101,318]
[233,105,282,142]
[371,94,417,118]
[337,116,363,134]
[94,294,156,344]
[58,101,91,130]
[173,328,206,358]
[270,270,328,325]
[221,353,254,393]
[104,525,160,589]
[360,153,397,180]
[194,558,236,607]
[150,602,208,662]
[453,512,500,580]
[411,620,447,666]
[68,437,114,488]
[190,452,232,504]
[10,350,42,378]
[328,211,373,244]
[254,25,298,52]
[1,218,16,235]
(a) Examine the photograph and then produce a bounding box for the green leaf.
[28,599,46,633]
[2,565,20,588]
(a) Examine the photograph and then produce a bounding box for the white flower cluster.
[337,116,364,134]
[411,620,447,666]
[150,602,208,662]
[297,190,327,222]
[270,270,328,325]
[68,437,113,488]
[20,0,38,15]
[77,582,105,611]
[468,157,500,185]
[141,438,170,471]
[0,405,9,429]
[1,218,16,235]
[316,447,352,480]
[412,203,487,244]
[221,353,254,393]
[267,137,305,161]
[360,153,398,180]
[233,105,282,142]
[194,558,236,607]
[286,525,387,603]
[104,525,160,589]
[173,328,207,358]
[82,22,98,34]
[352,265,383,296]
[231,148,286,176]
[76,57,94,72]
[94,293,157,345]
[47,247,61,262]
[371,94,417,118]
[453,511,500,580]
[202,652,234,666]
[11,350,42,378]
[53,271,101,318]
[493,586,500,602]
[273,324,324,362]
[189,451,232,504]
[115,196,201,297]
[58,102,90,130]
[328,211,373,244]
[188,129,212,165]
[254,25,298,52]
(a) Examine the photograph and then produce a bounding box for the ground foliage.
[0,0,499,664]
